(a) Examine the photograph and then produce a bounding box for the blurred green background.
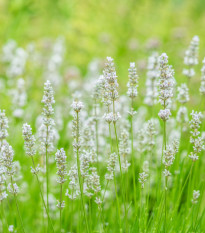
[1,0,205,71]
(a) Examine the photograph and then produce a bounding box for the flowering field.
[1,1,205,233]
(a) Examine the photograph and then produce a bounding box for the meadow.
[1,0,205,232]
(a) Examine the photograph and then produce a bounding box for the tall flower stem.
[45,125,50,232]
[31,157,55,233]
[76,112,89,233]
[163,121,167,232]
[94,99,99,166]
[114,173,122,229]
[10,177,25,233]
[113,100,127,229]
[60,184,62,233]
[130,99,137,212]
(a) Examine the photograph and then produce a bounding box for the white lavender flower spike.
[192,190,200,204]
[183,36,199,79]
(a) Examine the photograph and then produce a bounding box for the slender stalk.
[102,180,109,202]
[45,124,50,232]
[163,117,167,232]
[140,188,143,232]
[70,197,73,232]
[186,162,194,211]
[130,99,137,212]
[114,123,127,229]
[112,100,127,229]
[76,112,89,233]
[10,177,25,233]
[94,99,99,165]
[164,176,167,233]
[114,173,121,230]
[31,157,55,233]
[60,184,62,233]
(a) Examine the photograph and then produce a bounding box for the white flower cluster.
[55,148,67,184]
[95,197,102,208]
[143,161,149,173]
[11,78,27,118]
[82,119,95,148]
[80,150,92,178]
[45,37,65,87]
[42,80,55,123]
[22,124,36,157]
[103,112,121,124]
[145,120,157,151]
[192,190,200,204]
[0,110,9,140]
[0,167,7,201]
[158,53,174,121]
[138,171,148,189]
[83,167,101,198]
[8,225,14,232]
[40,80,55,153]
[103,57,119,103]
[105,153,118,181]
[177,106,189,125]
[163,140,179,177]
[176,83,189,129]
[30,164,41,175]
[1,40,28,79]
[136,129,146,153]
[177,83,189,104]
[119,130,131,171]
[66,165,80,200]
[159,53,174,107]
[144,52,160,106]
[100,57,121,124]
[81,118,97,161]
[0,110,9,201]
[76,148,101,198]
[1,139,20,195]
[189,111,204,161]
[127,62,139,99]
[71,100,84,112]
[57,200,65,209]
[199,58,205,95]
[71,100,84,154]
[8,182,19,195]
[92,80,101,102]
[183,36,199,79]
[1,141,15,177]
[158,109,171,121]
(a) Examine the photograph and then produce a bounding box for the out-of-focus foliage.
[1,0,205,77]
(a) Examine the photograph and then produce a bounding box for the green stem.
[10,177,25,233]
[130,99,137,212]
[60,184,62,233]
[45,125,49,232]
[113,106,127,231]
[164,176,168,233]
[76,112,90,233]
[94,99,99,167]
[31,157,55,233]
[163,120,167,231]
[114,173,121,230]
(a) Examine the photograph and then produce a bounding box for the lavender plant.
[0,36,205,233]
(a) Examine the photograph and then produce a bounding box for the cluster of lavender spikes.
[1,34,205,232]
